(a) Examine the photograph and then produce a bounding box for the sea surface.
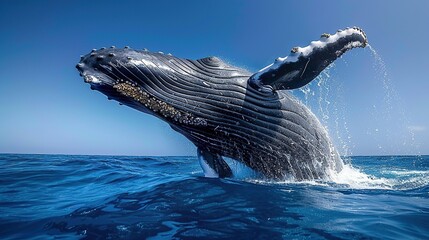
[0,154,428,239]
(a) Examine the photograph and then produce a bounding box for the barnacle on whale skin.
[113,82,207,126]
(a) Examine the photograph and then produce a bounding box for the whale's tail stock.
[249,27,368,92]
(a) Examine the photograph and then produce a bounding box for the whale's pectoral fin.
[249,27,368,91]
[197,148,232,178]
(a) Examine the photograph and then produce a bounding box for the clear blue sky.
[1,0,428,156]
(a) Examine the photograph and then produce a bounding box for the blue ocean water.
[0,154,428,239]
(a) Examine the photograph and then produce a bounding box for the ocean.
[0,154,428,239]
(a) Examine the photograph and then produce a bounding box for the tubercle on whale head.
[249,27,368,91]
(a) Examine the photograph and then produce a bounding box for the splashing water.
[367,44,419,155]
[293,63,354,158]
[249,155,429,190]
[291,45,422,188]
[368,45,394,113]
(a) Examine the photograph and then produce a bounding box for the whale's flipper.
[197,148,232,178]
[249,27,368,91]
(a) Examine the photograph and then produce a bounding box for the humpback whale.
[76,27,367,180]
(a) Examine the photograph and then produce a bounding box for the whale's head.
[76,48,208,127]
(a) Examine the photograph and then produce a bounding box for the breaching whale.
[76,27,367,180]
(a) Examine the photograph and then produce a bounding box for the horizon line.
[0,152,427,158]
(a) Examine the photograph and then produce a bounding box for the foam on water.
[245,162,429,191]
[329,164,393,189]
[388,170,429,176]
[244,165,390,190]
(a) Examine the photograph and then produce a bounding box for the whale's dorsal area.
[76,27,367,181]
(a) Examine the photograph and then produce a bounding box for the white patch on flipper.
[198,154,219,178]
